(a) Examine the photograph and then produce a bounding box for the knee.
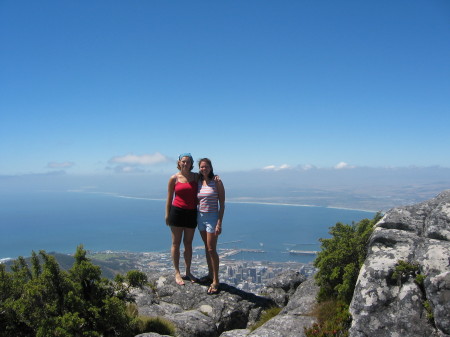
[206,246,216,255]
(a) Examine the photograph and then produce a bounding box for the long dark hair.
[198,158,215,180]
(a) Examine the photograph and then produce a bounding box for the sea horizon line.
[67,190,378,213]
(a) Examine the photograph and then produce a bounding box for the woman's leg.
[170,226,184,285]
[183,227,196,280]
[199,230,213,280]
[206,232,219,288]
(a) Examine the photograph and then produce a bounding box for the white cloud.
[115,165,139,173]
[300,164,316,171]
[262,164,291,171]
[262,165,276,170]
[334,162,355,169]
[109,152,169,166]
[47,161,75,169]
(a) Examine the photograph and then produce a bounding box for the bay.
[0,191,375,263]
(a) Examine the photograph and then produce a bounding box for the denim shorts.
[197,212,218,233]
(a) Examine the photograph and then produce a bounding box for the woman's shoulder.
[215,178,224,189]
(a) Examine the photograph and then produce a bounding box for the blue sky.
[1,0,449,176]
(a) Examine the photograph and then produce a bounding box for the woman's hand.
[215,219,222,235]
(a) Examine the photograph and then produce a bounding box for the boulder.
[246,278,318,337]
[349,190,450,337]
[262,269,306,307]
[168,310,218,337]
[219,329,251,337]
[134,272,276,336]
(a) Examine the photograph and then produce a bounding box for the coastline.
[1,191,376,261]
[68,190,379,213]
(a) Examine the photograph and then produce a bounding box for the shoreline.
[68,190,379,213]
[1,247,318,265]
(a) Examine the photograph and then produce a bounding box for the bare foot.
[175,274,185,285]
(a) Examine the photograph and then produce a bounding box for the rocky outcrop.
[134,191,450,337]
[133,272,275,337]
[349,190,450,337]
[244,278,318,337]
[133,270,317,337]
[262,269,306,307]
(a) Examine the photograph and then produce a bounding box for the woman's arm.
[216,180,225,234]
[165,175,176,226]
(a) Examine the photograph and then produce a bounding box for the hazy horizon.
[2,165,450,212]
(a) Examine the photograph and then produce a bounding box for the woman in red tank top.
[165,153,199,285]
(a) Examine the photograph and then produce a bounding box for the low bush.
[0,245,149,337]
[137,316,176,336]
[250,306,282,331]
[304,213,383,336]
[304,300,351,337]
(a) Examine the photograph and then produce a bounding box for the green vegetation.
[391,260,420,286]
[391,260,433,326]
[304,300,351,337]
[415,273,426,287]
[0,245,168,337]
[250,306,282,331]
[314,213,382,303]
[137,316,176,336]
[304,213,383,336]
[423,300,434,322]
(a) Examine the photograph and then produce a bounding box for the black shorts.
[169,206,197,229]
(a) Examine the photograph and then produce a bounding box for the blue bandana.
[178,153,193,162]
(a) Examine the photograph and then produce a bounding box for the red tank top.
[172,181,197,209]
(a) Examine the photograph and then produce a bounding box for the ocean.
[0,191,375,263]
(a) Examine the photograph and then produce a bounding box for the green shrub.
[423,300,434,322]
[126,270,148,288]
[0,245,145,337]
[250,306,282,331]
[415,273,426,286]
[137,316,176,336]
[304,300,351,337]
[314,213,383,303]
[391,260,420,286]
[305,213,382,336]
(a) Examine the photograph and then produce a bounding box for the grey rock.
[280,277,319,316]
[248,278,318,337]
[349,190,450,337]
[219,329,251,337]
[262,270,306,306]
[138,300,184,318]
[427,270,450,334]
[132,286,159,306]
[135,333,172,337]
[134,272,275,336]
[168,310,218,337]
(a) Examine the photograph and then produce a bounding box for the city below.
[87,246,317,294]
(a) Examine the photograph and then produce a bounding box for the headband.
[178,153,193,161]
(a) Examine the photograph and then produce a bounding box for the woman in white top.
[197,158,225,294]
